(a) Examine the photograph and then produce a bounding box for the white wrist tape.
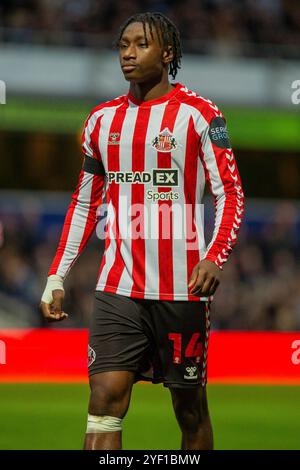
[41,275,64,304]
[86,414,122,433]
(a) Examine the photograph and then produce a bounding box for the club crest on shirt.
[151,127,178,152]
[108,132,120,145]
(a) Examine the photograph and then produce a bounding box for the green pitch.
[0,383,299,450]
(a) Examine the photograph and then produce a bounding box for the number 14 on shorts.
[168,333,203,364]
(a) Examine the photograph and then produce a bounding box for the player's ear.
[162,45,174,64]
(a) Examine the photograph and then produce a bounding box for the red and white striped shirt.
[49,82,244,301]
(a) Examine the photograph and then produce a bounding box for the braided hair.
[113,12,182,79]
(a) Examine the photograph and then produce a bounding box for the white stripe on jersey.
[56,172,94,277]
[114,105,139,296]
[195,153,207,260]
[97,199,118,286]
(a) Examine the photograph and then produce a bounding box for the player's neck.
[129,79,174,103]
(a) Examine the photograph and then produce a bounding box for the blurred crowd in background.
[0,0,299,58]
[1,199,300,330]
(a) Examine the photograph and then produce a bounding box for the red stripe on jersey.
[130,107,152,297]
[48,169,85,275]
[96,189,111,285]
[157,101,181,301]
[103,102,129,292]
[184,116,201,301]
[197,137,216,262]
[81,116,89,148]
[89,115,103,160]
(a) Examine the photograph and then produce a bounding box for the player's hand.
[40,275,68,322]
[188,260,221,297]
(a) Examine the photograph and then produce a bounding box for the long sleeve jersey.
[49,82,244,301]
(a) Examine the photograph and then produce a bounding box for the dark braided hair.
[113,12,182,80]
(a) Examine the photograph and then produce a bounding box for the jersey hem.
[95,283,212,302]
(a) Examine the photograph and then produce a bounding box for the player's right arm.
[40,111,106,322]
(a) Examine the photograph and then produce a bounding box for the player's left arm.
[188,108,245,296]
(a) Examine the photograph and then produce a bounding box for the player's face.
[119,22,171,83]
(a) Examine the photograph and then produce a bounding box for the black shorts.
[88,291,211,388]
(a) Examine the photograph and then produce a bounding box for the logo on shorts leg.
[184,366,198,380]
[88,345,96,368]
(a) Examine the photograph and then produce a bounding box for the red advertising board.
[0,330,299,384]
